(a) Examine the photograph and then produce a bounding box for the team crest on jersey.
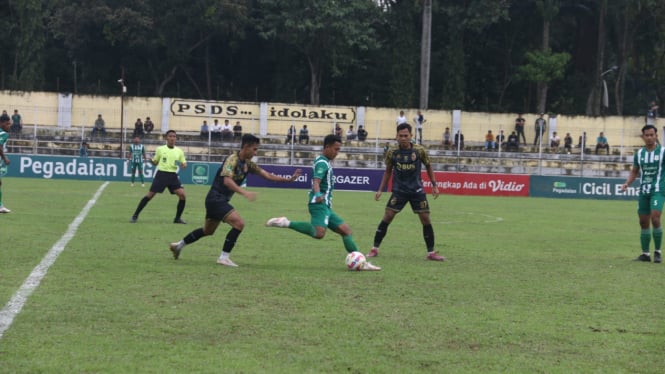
[410,152,417,161]
[243,164,248,174]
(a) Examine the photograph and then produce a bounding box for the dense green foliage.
[1,0,665,115]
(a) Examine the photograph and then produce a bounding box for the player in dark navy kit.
[169,134,301,267]
[367,123,445,261]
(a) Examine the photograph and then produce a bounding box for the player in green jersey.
[265,134,381,271]
[0,114,11,213]
[127,136,148,187]
[169,134,301,267]
[367,123,445,261]
[621,124,663,263]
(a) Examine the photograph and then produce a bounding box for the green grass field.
[0,178,663,373]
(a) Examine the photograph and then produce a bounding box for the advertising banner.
[6,154,156,181]
[422,172,530,197]
[4,155,384,192]
[530,175,639,200]
[5,155,637,201]
[247,164,383,191]
[5,154,212,186]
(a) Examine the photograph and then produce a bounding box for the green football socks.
[653,227,662,251]
[640,229,651,253]
[342,235,359,253]
[288,221,316,237]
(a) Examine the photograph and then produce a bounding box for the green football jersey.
[129,144,145,163]
[0,129,8,176]
[634,144,665,194]
[309,155,334,206]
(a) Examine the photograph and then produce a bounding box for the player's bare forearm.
[377,166,392,192]
[311,178,324,203]
[223,176,252,199]
[261,168,302,182]
[375,169,391,200]
[621,167,639,191]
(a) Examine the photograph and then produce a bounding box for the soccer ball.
[345,251,367,271]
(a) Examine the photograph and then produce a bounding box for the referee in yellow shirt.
[131,130,188,223]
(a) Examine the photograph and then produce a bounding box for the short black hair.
[642,124,658,134]
[241,133,260,147]
[396,123,412,133]
[165,130,176,136]
[324,134,342,146]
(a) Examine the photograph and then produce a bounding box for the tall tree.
[6,0,46,90]
[256,0,382,105]
[535,0,560,113]
[584,0,608,116]
[434,0,510,110]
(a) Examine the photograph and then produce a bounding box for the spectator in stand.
[357,125,368,141]
[143,117,154,134]
[91,114,106,140]
[211,119,222,141]
[200,120,209,141]
[10,110,22,134]
[334,124,343,138]
[221,119,233,141]
[563,132,573,153]
[299,124,309,144]
[496,130,506,150]
[414,110,425,144]
[396,110,407,126]
[595,131,610,155]
[133,118,145,138]
[346,125,356,141]
[646,101,659,125]
[442,127,451,148]
[79,141,89,157]
[453,130,464,150]
[550,131,561,150]
[578,132,587,153]
[514,113,526,144]
[534,113,546,146]
[506,131,519,152]
[286,125,296,144]
[233,120,242,141]
[484,130,495,150]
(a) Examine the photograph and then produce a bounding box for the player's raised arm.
[259,168,302,182]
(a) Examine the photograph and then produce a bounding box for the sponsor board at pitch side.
[530,176,639,200]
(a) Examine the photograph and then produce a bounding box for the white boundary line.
[0,182,109,340]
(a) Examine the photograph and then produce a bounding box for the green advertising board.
[4,154,212,185]
[530,175,639,200]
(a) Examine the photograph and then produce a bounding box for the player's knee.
[235,221,245,231]
[313,227,326,239]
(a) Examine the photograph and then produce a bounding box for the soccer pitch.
[0,178,662,373]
